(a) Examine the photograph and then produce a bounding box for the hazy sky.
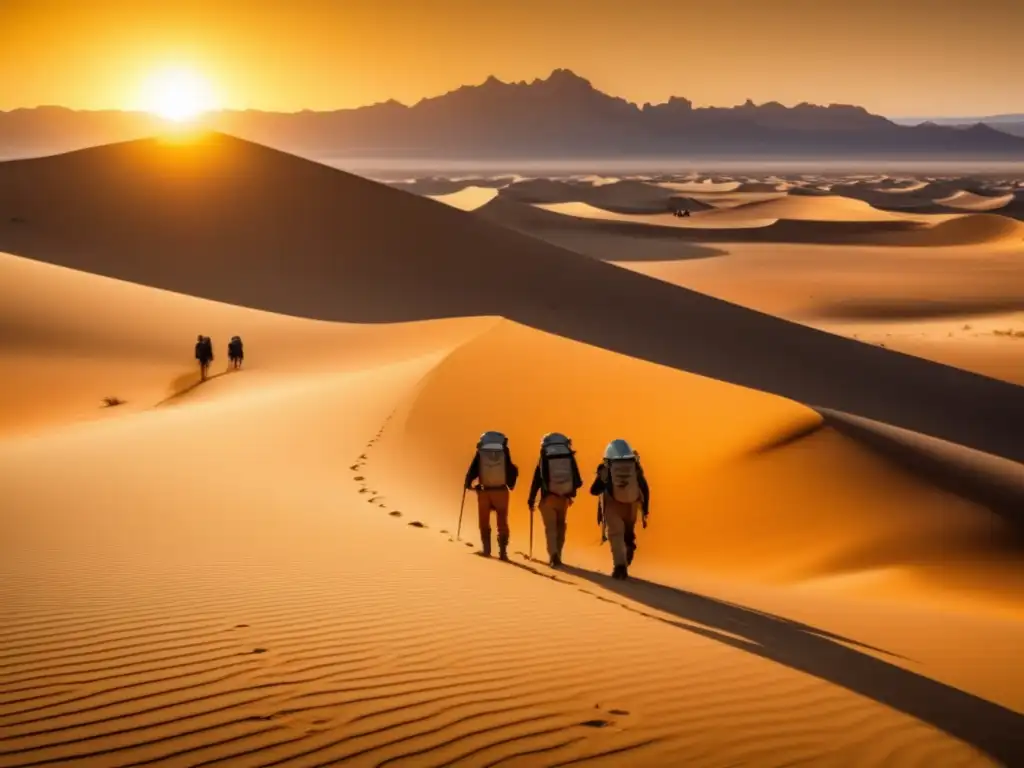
[2,0,1021,117]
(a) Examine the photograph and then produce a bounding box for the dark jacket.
[527,454,583,508]
[590,460,650,517]
[464,447,519,491]
[195,338,213,363]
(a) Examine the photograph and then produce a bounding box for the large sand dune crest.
[361,320,1022,593]
[1,132,1022,464]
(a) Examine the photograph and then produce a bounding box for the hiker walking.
[195,335,214,381]
[527,432,582,567]
[228,336,244,369]
[464,431,519,561]
[590,439,650,580]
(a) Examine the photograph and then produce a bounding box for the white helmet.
[603,438,635,461]
[541,432,572,456]
[477,430,508,451]
[541,432,571,447]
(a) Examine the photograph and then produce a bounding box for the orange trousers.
[603,495,637,567]
[476,488,510,543]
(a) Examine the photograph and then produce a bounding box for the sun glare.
[140,67,216,123]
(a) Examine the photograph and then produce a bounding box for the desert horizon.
[2,3,1023,766]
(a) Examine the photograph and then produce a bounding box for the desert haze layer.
[1,133,1023,767]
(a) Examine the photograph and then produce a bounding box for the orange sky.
[2,0,1022,117]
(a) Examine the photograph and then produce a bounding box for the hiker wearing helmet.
[590,438,650,580]
[527,432,583,567]
[464,431,519,561]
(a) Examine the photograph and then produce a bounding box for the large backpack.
[540,434,574,496]
[477,431,508,489]
[606,457,641,504]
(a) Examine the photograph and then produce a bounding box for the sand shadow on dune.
[556,565,1024,765]
[155,370,232,407]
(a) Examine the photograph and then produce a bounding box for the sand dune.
[655,180,742,194]
[935,191,1016,211]
[0,250,484,434]
[4,309,1022,766]
[425,185,500,211]
[498,178,687,213]
[534,201,763,229]
[705,194,913,221]
[827,180,1024,217]
[484,194,1024,248]
[367,320,1022,593]
[608,231,1024,387]
[3,134,1024,766]
[388,176,515,196]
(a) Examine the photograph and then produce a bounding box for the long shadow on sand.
[543,563,1024,765]
[154,370,231,407]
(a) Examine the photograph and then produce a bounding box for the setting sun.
[140,67,216,122]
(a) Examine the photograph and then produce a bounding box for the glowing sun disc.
[141,68,215,122]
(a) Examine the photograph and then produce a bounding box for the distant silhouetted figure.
[195,335,214,381]
[228,336,244,370]
[673,208,691,218]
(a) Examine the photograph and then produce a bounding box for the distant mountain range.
[4,69,1024,160]
[893,114,1024,139]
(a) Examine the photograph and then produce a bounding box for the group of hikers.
[194,334,245,380]
[190,338,648,579]
[464,431,650,580]
[672,208,691,218]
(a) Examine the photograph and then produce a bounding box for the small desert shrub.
[102,396,126,407]
[992,329,1022,338]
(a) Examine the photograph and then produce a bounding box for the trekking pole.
[529,504,535,561]
[598,497,607,544]
[456,487,467,541]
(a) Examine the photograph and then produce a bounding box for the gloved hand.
[641,513,649,529]
[528,503,535,512]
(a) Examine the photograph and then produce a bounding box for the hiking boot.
[481,532,491,557]
[612,564,628,580]
[498,536,509,561]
